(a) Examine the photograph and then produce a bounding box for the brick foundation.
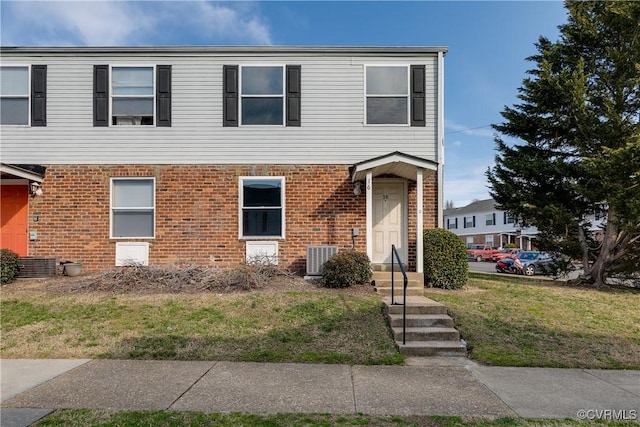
[28,164,438,273]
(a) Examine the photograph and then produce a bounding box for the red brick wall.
[28,165,438,272]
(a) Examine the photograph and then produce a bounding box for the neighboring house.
[444,198,606,251]
[444,199,537,250]
[0,46,447,274]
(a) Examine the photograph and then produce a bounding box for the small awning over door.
[0,163,46,182]
[349,151,437,182]
[350,152,439,273]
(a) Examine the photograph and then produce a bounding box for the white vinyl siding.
[0,50,441,164]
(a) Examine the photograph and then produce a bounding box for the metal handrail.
[390,244,408,345]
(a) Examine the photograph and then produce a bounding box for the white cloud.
[188,1,272,44]
[444,165,493,207]
[444,177,491,208]
[1,1,272,46]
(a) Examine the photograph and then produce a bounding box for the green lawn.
[427,273,640,369]
[2,273,638,369]
[33,410,638,427]
[0,290,402,365]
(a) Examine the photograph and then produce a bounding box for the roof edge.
[0,45,448,56]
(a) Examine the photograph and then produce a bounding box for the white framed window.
[111,66,154,125]
[0,66,29,125]
[486,213,496,226]
[447,218,458,230]
[504,212,515,224]
[239,177,285,238]
[464,216,475,228]
[111,178,155,238]
[365,65,409,125]
[466,236,474,249]
[485,235,494,246]
[240,65,284,125]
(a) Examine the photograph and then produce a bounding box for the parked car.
[514,251,555,276]
[467,244,499,262]
[491,248,522,262]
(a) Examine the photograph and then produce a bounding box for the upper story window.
[94,65,171,127]
[365,66,409,125]
[464,216,476,228]
[224,65,300,127]
[0,66,28,125]
[111,67,154,125]
[446,218,458,230]
[485,213,496,226]
[241,66,284,125]
[0,65,46,126]
[239,177,285,239]
[111,178,155,238]
[503,212,516,225]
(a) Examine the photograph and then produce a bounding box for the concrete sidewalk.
[1,358,639,426]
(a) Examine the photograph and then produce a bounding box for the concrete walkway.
[1,358,638,426]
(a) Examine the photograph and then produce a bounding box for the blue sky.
[0,0,567,207]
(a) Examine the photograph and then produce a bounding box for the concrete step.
[372,271,424,283]
[392,326,460,342]
[384,299,448,315]
[388,313,454,328]
[372,279,422,288]
[375,287,424,298]
[397,341,467,357]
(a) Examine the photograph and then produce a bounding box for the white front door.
[372,181,405,264]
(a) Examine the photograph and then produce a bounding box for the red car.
[491,248,521,262]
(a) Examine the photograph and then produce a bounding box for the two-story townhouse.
[443,198,537,250]
[0,46,446,274]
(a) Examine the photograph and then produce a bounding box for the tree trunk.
[573,207,620,288]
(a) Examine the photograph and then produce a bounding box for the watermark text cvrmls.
[577,409,637,420]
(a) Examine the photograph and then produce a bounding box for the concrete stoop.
[382,295,467,357]
[372,271,424,298]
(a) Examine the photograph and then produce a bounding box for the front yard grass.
[0,290,402,365]
[427,273,640,369]
[32,410,638,427]
[2,272,638,369]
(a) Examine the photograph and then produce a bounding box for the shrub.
[1,249,21,285]
[423,229,468,289]
[321,250,372,288]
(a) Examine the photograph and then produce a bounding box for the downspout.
[437,51,445,228]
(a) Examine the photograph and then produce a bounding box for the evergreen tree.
[487,1,640,287]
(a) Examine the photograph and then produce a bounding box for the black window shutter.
[223,65,238,127]
[492,213,496,225]
[463,217,467,228]
[473,216,476,227]
[286,65,301,127]
[410,65,425,127]
[455,218,458,229]
[31,65,47,126]
[93,65,109,127]
[503,212,507,224]
[156,65,171,127]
